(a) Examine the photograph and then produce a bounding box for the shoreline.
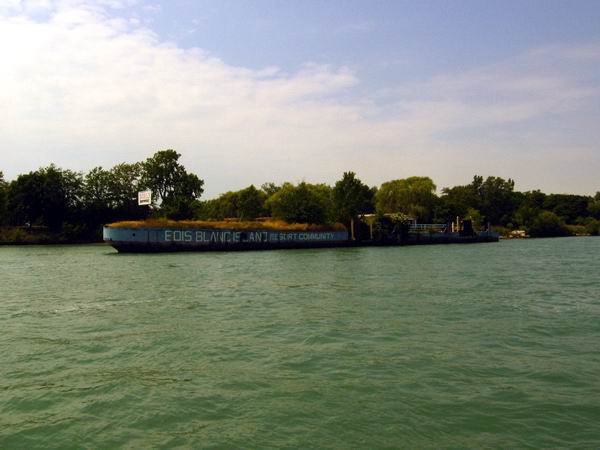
[2,234,596,247]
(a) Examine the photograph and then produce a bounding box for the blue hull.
[103,226,499,253]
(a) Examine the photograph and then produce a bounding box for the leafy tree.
[198,192,239,220]
[196,185,267,221]
[473,176,517,226]
[83,167,113,209]
[436,184,479,222]
[375,176,437,222]
[333,172,374,226]
[7,165,83,231]
[307,183,335,223]
[543,194,590,224]
[0,171,7,226]
[513,190,546,229]
[261,182,281,198]
[589,192,600,219]
[466,208,484,229]
[109,162,145,213]
[266,182,329,224]
[141,150,204,219]
[585,218,600,236]
[237,185,266,220]
[141,150,204,204]
[528,211,570,237]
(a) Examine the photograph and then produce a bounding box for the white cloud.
[1,2,599,196]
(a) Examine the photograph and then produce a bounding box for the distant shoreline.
[1,234,597,247]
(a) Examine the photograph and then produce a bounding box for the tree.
[141,150,204,205]
[589,192,600,219]
[513,190,546,229]
[109,162,145,213]
[543,194,590,224]
[333,172,374,226]
[466,208,484,229]
[198,192,239,220]
[0,171,7,226]
[237,185,266,220]
[141,150,204,219]
[375,176,437,222]
[473,176,517,226]
[261,182,281,198]
[83,167,113,210]
[266,182,329,224]
[436,184,479,223]
[528,211,570,237]
[7,165,83,230]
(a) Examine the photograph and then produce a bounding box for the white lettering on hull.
[164,229,340,244]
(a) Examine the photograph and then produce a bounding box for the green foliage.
[196,185,267,220]
[585,219,600,236]
[0,171,7,226]
[436,184,479,222]
[140,150,204,219]
[107,163,143,209]
[466,208,484,228]
[198,191,239,220]
[237,185,267,220]
[372,212,411,242]
[527,211,570,238]
[375,176,437,222]
[266,182,330,224]
[543,194,589,224]
[332,171,374,225]
[7,165,83,231]
[2,157,598,243]
[473,175,517,226]
[588,193,600,219]
[261,182,281,198]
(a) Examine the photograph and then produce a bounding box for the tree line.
[1,149,599,241]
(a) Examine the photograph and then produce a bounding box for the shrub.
[528,211,570,237]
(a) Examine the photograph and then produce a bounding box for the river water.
[1,238,599,448]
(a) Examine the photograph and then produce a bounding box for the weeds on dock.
[106,219,346,232]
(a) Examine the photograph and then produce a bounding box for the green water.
[1,238,599,449]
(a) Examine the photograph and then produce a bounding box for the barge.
[103,219,499,253]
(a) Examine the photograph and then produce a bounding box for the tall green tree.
[333,172,374,226]
[141,150,204,204]
[141,150,204,219]
[109,162,145,213]
[83,167,114,210]
[473,176,517,226]
[375,176,437,222]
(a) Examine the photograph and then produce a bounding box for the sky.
[1,0,599,197]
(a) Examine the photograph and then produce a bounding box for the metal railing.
[409,224,447,232]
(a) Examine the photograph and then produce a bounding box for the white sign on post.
[138,190,152,206]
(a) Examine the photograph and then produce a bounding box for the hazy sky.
[1,0,599,197]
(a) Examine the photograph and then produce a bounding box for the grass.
[106,219,347,232]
